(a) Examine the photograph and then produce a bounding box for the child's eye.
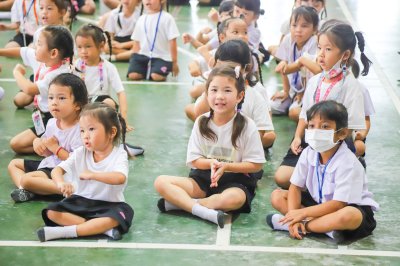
[308,124,315,129]
[80,129,84,134]
[89,127,95,131]
[48,96,54,100]
[59,97,66,101]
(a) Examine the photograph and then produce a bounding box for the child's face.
[48,84,79,120]
[221,20,248,43]
[35,33,51,63]
[143,0,163,13]
[311,0,324,13]
[122,0,138,9]
[39,0,65,25]
[317,34,348,71]
[219,11,232,22]
[290,15,315,48]
[233,5,257,26]
[76,35,103,66]
[80,115,116,152]
[207,75,244,117]
[308,114,345,143]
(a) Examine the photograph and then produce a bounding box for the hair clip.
[234,65,241,79]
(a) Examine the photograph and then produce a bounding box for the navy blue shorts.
[11,33,34,47]
[24,159,53,178]
[127,53,172,79]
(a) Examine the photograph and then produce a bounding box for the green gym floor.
[0,0,400,265]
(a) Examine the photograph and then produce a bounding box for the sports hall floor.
[0,0,399,265]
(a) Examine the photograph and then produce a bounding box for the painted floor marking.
[215,214,232,246]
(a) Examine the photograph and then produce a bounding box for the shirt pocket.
[323,173,335,200]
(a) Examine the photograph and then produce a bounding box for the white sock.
[43,225,77,241]
[269,214,289,231]
[164,198,198,211]
[325,231,335,239]
[191,203,220,225]
[103,228,120,240]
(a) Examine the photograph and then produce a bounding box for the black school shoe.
[125,143,145,156]
[11,188,35,203]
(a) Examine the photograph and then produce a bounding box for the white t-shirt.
[359,81,375,117]
[290,142,379,211]
[242,86,274,131]
[253,81,271,111]
[186,113,266,168]
[276,34,318,93]
[11,0,40,35]
[300,73,366,130]
[131,11,180,61]
[20,47,71,112]
[247,23,261,50]
[74,59,124,98]
[104,6,141,38]
[38,118,82,169]
[59,145,129,202]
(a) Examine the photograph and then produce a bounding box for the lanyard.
[79,59,104,91]
[23,0,38,25]
[313,73,343,103]
[144,10,162,58]
[292,44,300,89]
[315,153,333,204]
[34,63,62,82]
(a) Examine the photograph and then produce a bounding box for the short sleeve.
[186,118,205,167]
[275,34,291,62]
[290,148,310,188]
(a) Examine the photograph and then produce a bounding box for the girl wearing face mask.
[267,100,378,243]
[273,19,372,189]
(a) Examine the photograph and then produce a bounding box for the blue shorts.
[127,53,172,79]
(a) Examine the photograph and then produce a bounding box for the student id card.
[32,110,45,135]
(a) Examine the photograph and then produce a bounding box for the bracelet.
[55,146,63,157]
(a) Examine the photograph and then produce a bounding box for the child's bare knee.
[154,175,169,193]
[150,73,166,81]
[270,189,285,208]
[47,210,60,221]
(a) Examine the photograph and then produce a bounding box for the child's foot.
[157,198,166,212]
[325,230,345,243]
[217,210,225,229]
[124,143,144,156]
[192,203,225,228]
[266,213,289,231]
[11,188,35,203]
[104,228,122,240]
[157,198,182,212]
[37,225,77,242]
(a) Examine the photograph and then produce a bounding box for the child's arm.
[297,56,322,75]
[51,166,74,197]
[131,40,140,53]
[79,170,126,185]
[43,136,70,161]
[116,91,134,131]
[355,116,370,141]
[290,118,307,155]
[0,0,14,11]
[169,38,179,77]
[0,22,19,31]
[13,64,39,96]
[33,137,52,157]
[0,47,21,58]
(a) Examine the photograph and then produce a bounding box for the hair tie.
[234,65,241,79]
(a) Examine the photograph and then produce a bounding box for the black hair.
[80,102,129,153]
[234,0,264,15]
[65,0,78,30]
[214,39,258,86]
[42,25,74,64]
[351,59,360,79]
[76,24,112,60]
[199,65,246,149]
[49,73,89,110]
[306,100,348,130]
[314,0,327,20]
[219,0,234,14]
[319,19,372,76]
[290,6,319,30]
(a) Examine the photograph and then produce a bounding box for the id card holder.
[32,110,45,135]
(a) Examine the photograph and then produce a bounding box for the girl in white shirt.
[37,102,134,241]
[267,100,378,243]
[8,73,88,203]
[154,66,266,228]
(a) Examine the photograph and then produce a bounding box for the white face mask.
[305,128,340,153]
[322,56,346,80]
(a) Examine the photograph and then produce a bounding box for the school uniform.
[291,142,379,240]
[104,6,141,43]
[127,11,179,78]
[247,23,261,50]
[42,146,134,234]
[187,113,266,213]
[10,0,40,46]
[271,34,318,115]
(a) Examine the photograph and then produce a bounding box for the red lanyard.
[23,0,39,25]
[314,72,343,103]
[34,63,62,82]
[79,59,104,90]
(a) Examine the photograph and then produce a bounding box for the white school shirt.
[131,11,180,61]
[247,23,261,50]
[104,6,141,38]
[73,59,124,98]
[186,113,266,168]
[38,118,82,169]
[290,142,379,211]
[253,81,271,111]
[20,47,70,112]
[11,0,40,35]
[300,73,366,130]
[359,81,375,117]
[59,145,129,202]
[276,34,318,93]
[241,86,274,131]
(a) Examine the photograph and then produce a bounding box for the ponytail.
[231,101,246,149]
[354,31,372,76]
[251,51,263,85]
[198,109,217,143]
[117,112,131,157]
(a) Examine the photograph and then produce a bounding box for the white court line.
[178,47,198,60]
[215,214,232,246]
[0,78,190,86]
[76,15,97,24]
[0,240,399,257]
[336,0,400,116]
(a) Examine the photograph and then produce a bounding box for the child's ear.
[338,128,348,141]
[50,48,59,59]
[342,50,351,62]
[237,90,245,102]
[110,126,118,139]
[218,33,226,43]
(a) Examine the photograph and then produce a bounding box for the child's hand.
[80,170,94,180]
[208,8,218,23]
[33,138,52,157]
[280,209,307,225]
[112,40,123,49]
[182,33,193,44]
[172,62,179,77]
[43,136,59,153]
[57,182,74,197]
[200,27,212,35]
[289,222,306,240]
[293,92,304,104]
[271,90,289,103]
[354,130,366,141]
[210,160,226,188]
[13,64,26,76]
[290,137,303,155]
[275,61,288,74]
